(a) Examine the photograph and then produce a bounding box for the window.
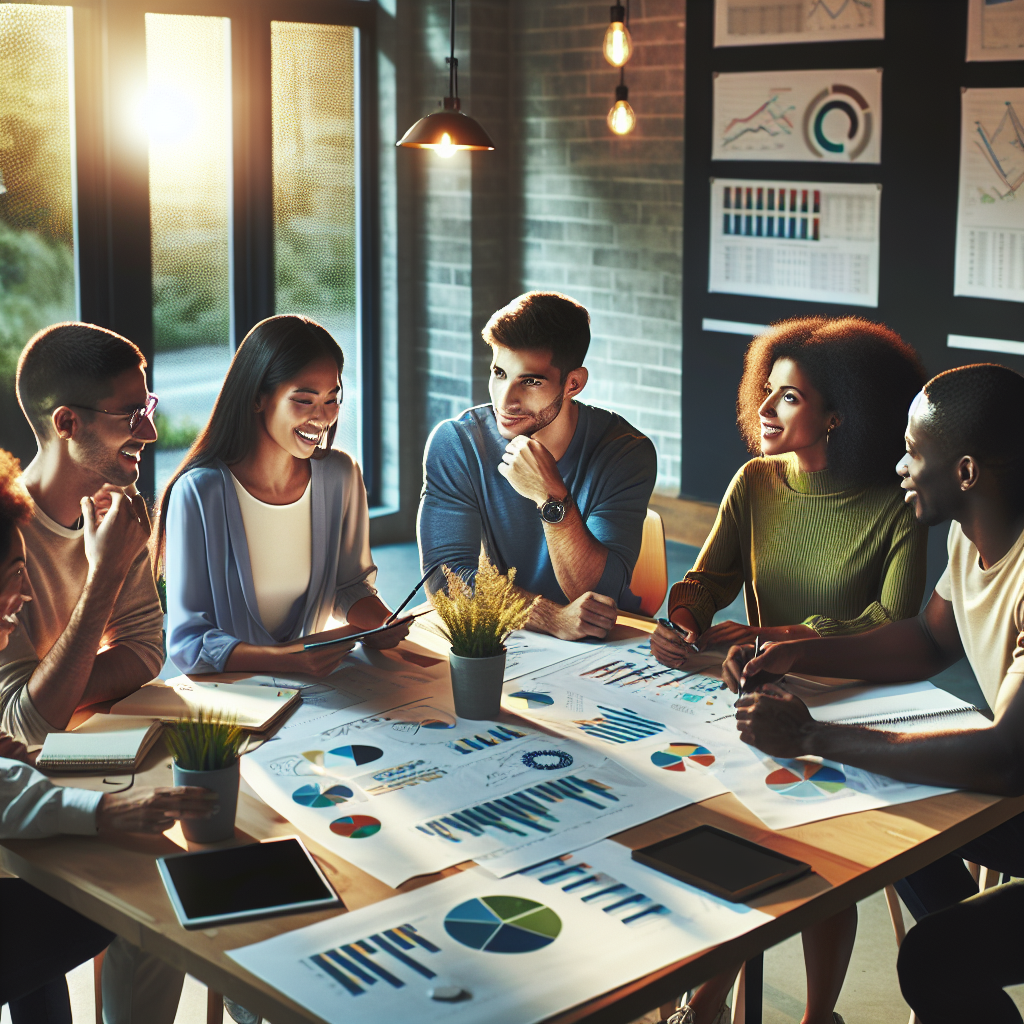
[0,1,377,499]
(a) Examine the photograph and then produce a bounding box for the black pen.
[656,617,701,653]
[385,565,437,625]
[738,634,762,697]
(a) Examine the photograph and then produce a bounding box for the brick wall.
[393,0,684,529]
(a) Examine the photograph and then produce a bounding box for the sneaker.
[223,997,262,1024]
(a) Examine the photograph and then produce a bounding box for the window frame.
[68,0,379,499]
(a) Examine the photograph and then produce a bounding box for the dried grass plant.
[430,554,538,658]
[165,709,245,771]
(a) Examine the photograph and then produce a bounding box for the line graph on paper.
[806,0,876,31]
[715,0,883,45]
[972,100,1024,202]
[720,95,797,148]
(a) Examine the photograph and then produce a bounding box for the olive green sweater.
[669,454,927,637]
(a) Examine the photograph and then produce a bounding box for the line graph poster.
[709,178,881,306]
[228,845,771,1024]
[713,69,881,163]
[954,89,1024,303]
[714,0,884,47]
[966,0,1024,62]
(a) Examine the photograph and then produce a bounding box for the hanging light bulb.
[396,0,495,156]
[602,4,632,68]
[607,80,636,136]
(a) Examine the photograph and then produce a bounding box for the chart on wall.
[954,88,1024,303]
[714,0,884,47]
[966,0,1024,62]
[712,69,881,163]
[708,178,881,306]
[240,699,689,886]
[227,842,772,1024]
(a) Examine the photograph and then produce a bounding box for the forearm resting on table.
[544,504,608,601]
[801,719,1024,795]
[25,574,124,730]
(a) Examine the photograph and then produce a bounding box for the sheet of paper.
[502,631,599,681]
[714,0,884,47]
[713,69,881,163]
[227,841,771,1024]
[954,88,1024,303]
[241,698,690,886]
[709,178,881,307]
[967,0,1024,61]
[500,637,731,805]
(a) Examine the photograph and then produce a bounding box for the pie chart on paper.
[329,814,381,838]
[313,744,384,768]
[766,761,847,800]
[444,896,562,953]
[506,691,555,710]
[291,782,354,807]
[650,742,715,771]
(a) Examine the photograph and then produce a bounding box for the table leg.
[207,987,222,1024]
[743,954,763,1024]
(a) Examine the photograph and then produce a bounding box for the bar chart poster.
[708,179,881,306]
[966,0,1024,62]
[713,69,881,163]
[228,847,771,1024]
[954,89,1024,303]
[714,0,884,47]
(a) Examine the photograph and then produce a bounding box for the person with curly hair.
[653,317,927,1024]
[0,449,215,1024]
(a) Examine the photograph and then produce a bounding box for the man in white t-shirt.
[720,363,1024,1024]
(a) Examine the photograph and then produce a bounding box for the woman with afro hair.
[653,316,928,1024]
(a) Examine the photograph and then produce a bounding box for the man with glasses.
[2,322,185,1024]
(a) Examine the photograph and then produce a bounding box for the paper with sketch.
[228,841,771,1024]
[241,700,690,887]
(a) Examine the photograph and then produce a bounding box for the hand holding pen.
[650,613,700,670]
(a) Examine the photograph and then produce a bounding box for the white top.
[935,521,1024,710]
[230,474,313,635]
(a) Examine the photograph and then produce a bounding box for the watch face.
[540,500,566,524]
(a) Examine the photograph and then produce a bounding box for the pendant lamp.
[396,0,495,157]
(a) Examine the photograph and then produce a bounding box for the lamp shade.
[396,109,495,152]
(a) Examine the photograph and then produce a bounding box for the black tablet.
[631,825,812,902]
[157,836,341,929]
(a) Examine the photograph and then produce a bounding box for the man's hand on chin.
[735,684,816,758]
[497,435,566,506]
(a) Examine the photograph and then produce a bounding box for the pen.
[738,635,761,697]
[385,565,437,625]
[656,617,701,653]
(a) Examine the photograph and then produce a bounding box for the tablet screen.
[161,838,336,923]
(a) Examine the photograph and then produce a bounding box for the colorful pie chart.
[329,814,381,838]
[444,896,562,953]
[506,691,555,710]
[292,782,353,807]
[766,761,847,800]
[650,742,715,771]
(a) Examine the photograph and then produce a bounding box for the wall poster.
[714,0,884,48]
[966,0,1024,62]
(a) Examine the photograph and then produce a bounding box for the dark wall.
[681,0,1024,510]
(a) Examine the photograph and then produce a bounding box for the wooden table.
[4,616,1021,1024]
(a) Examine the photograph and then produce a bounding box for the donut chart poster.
[228,845,771,1024]
[712,68,882,163]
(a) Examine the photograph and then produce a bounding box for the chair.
[630,508,668,617]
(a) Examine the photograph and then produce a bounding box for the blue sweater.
[417,402,657,610]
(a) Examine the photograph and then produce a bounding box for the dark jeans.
[898,879,1024,1023]
[893,809,1024,920]
[0,878,113,1024]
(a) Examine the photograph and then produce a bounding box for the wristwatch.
[539,495,569,524]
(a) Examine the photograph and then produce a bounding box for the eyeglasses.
[68,393,159,434]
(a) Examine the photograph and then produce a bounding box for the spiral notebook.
[810,683,988,733]
[36,715,164,773]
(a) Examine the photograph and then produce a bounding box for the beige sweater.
[0,504,164,744]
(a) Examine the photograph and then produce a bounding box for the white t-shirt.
[230,474,312,635]
[934,520,1024,710]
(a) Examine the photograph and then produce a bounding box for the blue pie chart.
[444,896,561,953]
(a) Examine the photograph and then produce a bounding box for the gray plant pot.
[171,759,239,843]
[448,648,507,720]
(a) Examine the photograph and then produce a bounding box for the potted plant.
[166,710,246,843]
[430,554,537,719]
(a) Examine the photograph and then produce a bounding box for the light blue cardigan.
[165,451,377,674]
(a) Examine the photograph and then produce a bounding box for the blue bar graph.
[572,705,664,744]
[447,724,527,755]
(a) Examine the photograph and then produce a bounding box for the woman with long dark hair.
[653,316,928,1024]
[157,315,409,677]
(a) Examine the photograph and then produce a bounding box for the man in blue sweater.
[418,291,657,640]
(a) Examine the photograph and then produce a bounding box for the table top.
[4,615,1021,1024]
